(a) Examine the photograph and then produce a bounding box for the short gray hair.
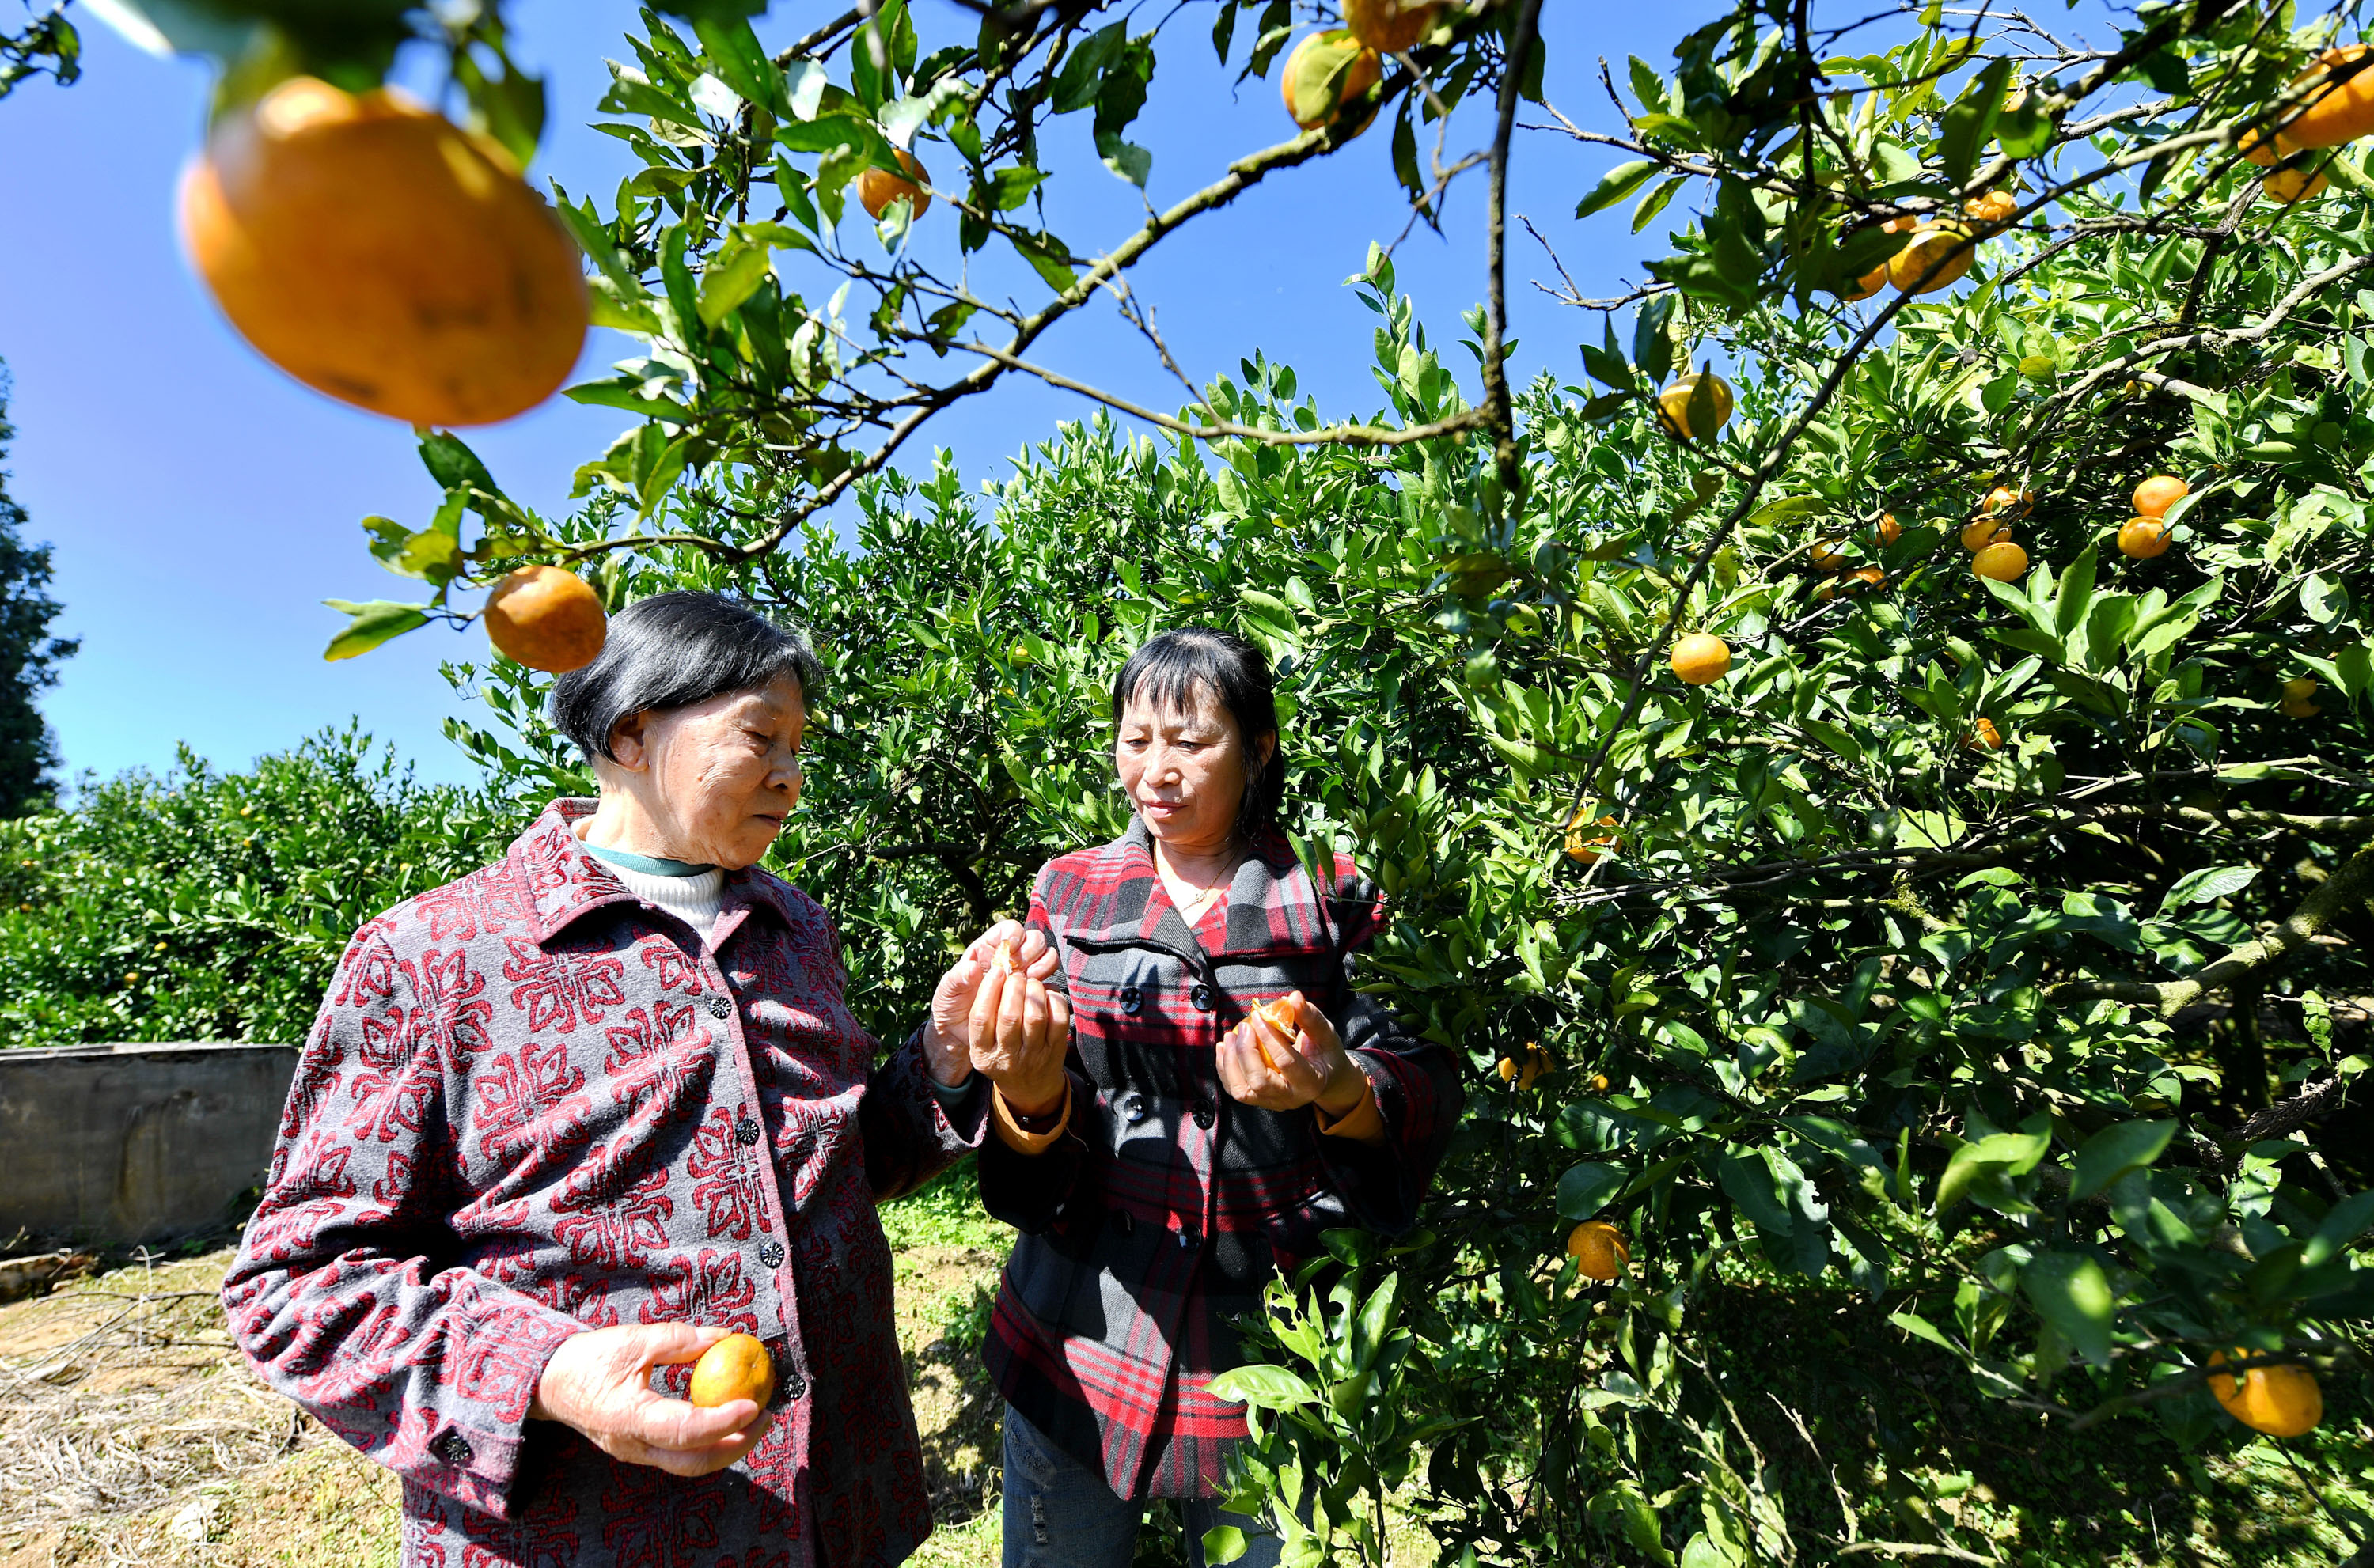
[549,592,822,762]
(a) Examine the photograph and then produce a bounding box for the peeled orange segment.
[485,566,607,672]
[989,939,1020,974]
[179,77,586,428]
[688,1331,775,1411]
[1252,994,1302,1067]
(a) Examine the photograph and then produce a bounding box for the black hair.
[550,592,822,763]
[1109,627,1284,841]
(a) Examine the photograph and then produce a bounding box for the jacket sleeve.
[862,1028,991,1203]
[219,926,586,1522]
[976,868,1100,1235]
[1313,862,1463,1236]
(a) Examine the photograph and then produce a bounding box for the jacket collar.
[513,798,804,945]
[1085,816,1332,960]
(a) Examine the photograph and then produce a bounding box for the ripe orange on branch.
[857,148,931,220]
[1657,372,1735,440]
[689,1332,775,1411]
[2262,164,2330,203]
[1498,1042,1553,1090]
[179,78,586,428]
[1888,221,1976,294]
[1963,189,2018,225]
[1670,634,1732,686]
[1281,30,1382,134]
[1967,717,2004,751]
[2280,677,2323,718]
[485,566,607,672]
[1875,512,1902,546]
[1564,810,1620,863]
[1973,541,2030,582]
[2118,517,2174,559]
[1565,1221,1631,1281]
[2207,1350,2323,1436]
[1808,536,1849,572]
[1961,517,2012,551]
[1342,0,1440,53]
[2132,475,2189,517]
[1979,485,2036,519]
[2277,44,2374,150]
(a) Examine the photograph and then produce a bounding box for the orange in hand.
[1252,994,1302,1068]
[989,939,1020,975]
[688,1332,774,1411]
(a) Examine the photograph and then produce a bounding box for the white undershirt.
[578,832,726,942]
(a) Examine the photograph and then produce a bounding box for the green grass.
[882,1161,1009,1254]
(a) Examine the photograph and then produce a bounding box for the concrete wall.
[0,1043,298,1248]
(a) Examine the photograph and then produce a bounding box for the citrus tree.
[45,0,2374,1560]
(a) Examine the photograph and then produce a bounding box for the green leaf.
[2020,1252,2115,1363]
[1577,159,1659,219]
[419,431,496,494]
[690,14,785,116]
[2160,864,2258,914]
[1204,1364,1318,1410]
[1557,1161,1626,1221]
[2302,1188,2374,1268]
[1200,1526,1250,1566]
[696,241,772,326]
[1940,58,2015,187]
[321,600,429,662]
[1997,93,2052,157]
[1887,1310,1959,1353]
[1936,1130,2050,1211]
[2071,1120,2175,1201]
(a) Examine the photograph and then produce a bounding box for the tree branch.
[1481,0,1546,502]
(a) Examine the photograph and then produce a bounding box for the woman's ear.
[1253,731,1278,772]
[606,710,653,774]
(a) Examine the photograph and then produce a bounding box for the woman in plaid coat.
[963,628,1462,1567]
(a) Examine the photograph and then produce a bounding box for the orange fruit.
[1657,372,1735,441]
[1252,993,1302,1069]
[1875,512,1902,546]
[2208,1350,2323,1436]
[1888,221,1976,294]
[1963,189,2018,224]
[688,1331,775,1411]
[2262,165,2330,203]
[1565,1221,1631,1281]
[1980,485,2035,518]
[1836,262,1888,302]
[1973,541,2029,582]
[1968,716,2003,751]
[1497,1042,1553,1090]
[2280,677,2322,718]
[1282,31,1382,133]
[2132,475,2189,517]
[1564,810,1620,863]
[1341,0,1439,53]
[1813,566,1883,602]
[1808,536,1849,572]
[1670,633,1732,686]
[1587,1073,1610,1093]
[857,148,930,220]
[2118,517,2174,559]
[485,566,607,672]
[2281,45,2374,150]
[1961,517,2012,551]
[990,939,1020,974]
[179,78,586,429]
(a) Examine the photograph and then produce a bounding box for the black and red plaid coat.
[979,817,1460,1498]
[221,798,984,1568]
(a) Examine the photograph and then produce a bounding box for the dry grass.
[0,1237,1009,1568]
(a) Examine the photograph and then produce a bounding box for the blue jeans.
[999,1405,1283,1568]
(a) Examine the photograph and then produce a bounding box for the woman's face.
[1114,681,1271,857]
[609,673,806,869]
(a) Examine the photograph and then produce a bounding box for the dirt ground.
[0,1241,1009,1568]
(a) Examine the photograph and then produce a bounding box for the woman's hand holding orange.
[530,1322,772,1475]
[965,924,1071,1115]
[1217,990,1366,1116]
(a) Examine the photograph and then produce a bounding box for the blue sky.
[1,0,1723,786]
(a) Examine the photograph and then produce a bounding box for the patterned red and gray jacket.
[221,798,984,1568]
[979,818,1460,1499]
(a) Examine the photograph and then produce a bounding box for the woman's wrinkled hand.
[965,926,1071,1115]
[529,1323,772,1475]
[1217,991,1367,1117]
[923,921,1049,1086]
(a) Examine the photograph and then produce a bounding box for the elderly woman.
[960,627,1462,1567]
[222,592,1050,1568]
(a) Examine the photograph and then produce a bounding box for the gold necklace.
[1162,854,1232,920]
